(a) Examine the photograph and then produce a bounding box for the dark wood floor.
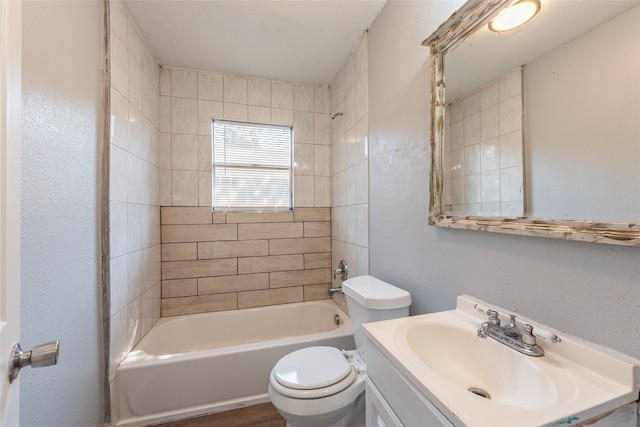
[149,403,286,427]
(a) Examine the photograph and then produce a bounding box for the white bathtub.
[113,299,355,427]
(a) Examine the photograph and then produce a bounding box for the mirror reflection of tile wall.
[444,67,524,217]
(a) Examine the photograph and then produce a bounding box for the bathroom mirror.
[424,0,640,246]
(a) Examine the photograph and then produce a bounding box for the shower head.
[331,112,343,120]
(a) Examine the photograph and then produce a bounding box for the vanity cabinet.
[365,336,638,427]
[365,339,454,427]
[366,379,403,427]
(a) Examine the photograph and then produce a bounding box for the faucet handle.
[521,324,537,346]
[503,314,520,337]
[487,309,501,326]
[333,260,348,281]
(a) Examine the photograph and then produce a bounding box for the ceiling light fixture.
[488,0,541,33]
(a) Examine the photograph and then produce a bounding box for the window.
[212,119,293,211]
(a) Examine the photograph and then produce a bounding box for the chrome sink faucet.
[476,310,544,357]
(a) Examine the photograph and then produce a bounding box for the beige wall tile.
[237,223,303,240]
[315,176,331,207]
[248,105,271,124]
[162,278,197,298]
[238,287,303,309]
[198,135,212,171]
[238,255,303,274]
[198,273,269,295]
[160,170,172,205]
[248,78,271,107]
[161,207,213,224]
[226,211,294,223]
[162,224,237,243]
[294,175,314,207]
[197,72,224,101]
[332,293,349,315]
[304,253,331,269]
[303,221,331,237]
[171,98,198,135]
[162,258,237,280]
[315,145,331,176]
[224,102,248,121]
[170,69,197,98]
[315,86,330,114]
[171,134,198,170]
[161,243,197,261]
[269,268,331,288]
[198,240,268,259]
[162,293,237,316]
[294,208,330,221]
[224,76,248,104]
[198,171,212,207]
[171,170,199,206]
[269,237,331,255]
[304,284,331,301]
[315,113,331,145]
[271,108,293,126]
[198,100,223,136]
[212,212,227,223]
[294,83,315,112]
[271,81,293,110]
[293,143,314,175]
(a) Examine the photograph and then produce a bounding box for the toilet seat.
[270,346,358,399]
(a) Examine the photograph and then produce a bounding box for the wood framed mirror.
[424,0,640,246]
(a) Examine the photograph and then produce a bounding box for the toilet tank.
[342,275,411,362]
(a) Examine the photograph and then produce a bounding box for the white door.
[0,0,22,424]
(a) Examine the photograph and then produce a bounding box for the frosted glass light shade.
[489,0,541,32]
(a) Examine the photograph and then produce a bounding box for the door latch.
[8,341,59,383]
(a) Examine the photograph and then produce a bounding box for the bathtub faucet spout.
[329,288,343,296]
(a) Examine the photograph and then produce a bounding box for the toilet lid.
[273,346,352,390]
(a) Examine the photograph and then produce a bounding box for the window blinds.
[212,120,293,210]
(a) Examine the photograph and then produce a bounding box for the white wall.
[368,1,639,359]
[21,1,104,425]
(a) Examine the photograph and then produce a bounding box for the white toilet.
[268,275,411,427]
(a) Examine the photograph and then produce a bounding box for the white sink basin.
[363,295,639,426]
[403,321,560,409]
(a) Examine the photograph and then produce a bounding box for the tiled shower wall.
[161,207,332,317]
[157,66,332,208]
[444,67,524,217]
[330,33,370,312]
[158,68,336,315]
[108,0,162,377]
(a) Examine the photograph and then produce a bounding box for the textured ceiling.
[123,0,387,84]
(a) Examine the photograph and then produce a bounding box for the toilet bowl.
[268,275,411,427]
[268,347,366,427]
